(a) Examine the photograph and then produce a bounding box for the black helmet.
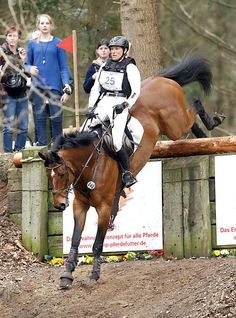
[109,36,129,50]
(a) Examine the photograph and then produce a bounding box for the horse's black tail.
[159,54,212,95]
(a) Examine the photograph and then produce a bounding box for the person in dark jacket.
[0,25,28,153]
[83,39,110,94]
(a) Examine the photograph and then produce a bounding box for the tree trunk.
[120,0,161,79]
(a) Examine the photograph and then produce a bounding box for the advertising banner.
[215,155,236,245]
[63,161,163,254]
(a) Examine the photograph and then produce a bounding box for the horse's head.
[38,151,74,211]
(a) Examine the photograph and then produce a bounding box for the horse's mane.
[51,131,97,152]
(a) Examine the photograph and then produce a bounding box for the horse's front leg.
[60,198,89,289]
[90,205,111,282]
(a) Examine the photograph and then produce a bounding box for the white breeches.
[83,96,128,152]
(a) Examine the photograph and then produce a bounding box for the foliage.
[212,249,236,257]
[45,250,165,266]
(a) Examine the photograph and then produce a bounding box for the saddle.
[90,116,136,159]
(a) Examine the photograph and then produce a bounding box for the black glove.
[86,110,96,119]
[114,102,128,114]
[114,104,124,114]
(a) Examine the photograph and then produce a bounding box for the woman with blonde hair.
[25,14,73,146]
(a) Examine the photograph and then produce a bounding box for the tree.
[120,0,161,79]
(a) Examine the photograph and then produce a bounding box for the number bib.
[99,70,124,91]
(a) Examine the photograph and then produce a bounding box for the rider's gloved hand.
[86,108,96,119]
[115,102,129,114]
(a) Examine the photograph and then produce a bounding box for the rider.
[85,36,141,188]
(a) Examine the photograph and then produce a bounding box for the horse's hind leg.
[108,190,126,229]
[192,97,225,130]
[191,122,207,138]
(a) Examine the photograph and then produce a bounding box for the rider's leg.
[116,147,137,188]
[192,97,225,130]
[113,110,137,188]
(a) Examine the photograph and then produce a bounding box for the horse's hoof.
[213,112,226,124]
[60,272,74,289]
[90,272,99,282]
[89,277,98,285]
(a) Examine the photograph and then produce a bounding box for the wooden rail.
[151,136,236,158]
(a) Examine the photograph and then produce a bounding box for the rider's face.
[110,46,124,61]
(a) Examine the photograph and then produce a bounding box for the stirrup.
[122,171,137,188]
[213,112,226,124]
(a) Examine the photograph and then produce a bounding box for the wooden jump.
[151,136,236,158]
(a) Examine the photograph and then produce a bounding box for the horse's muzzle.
[54,202,67,211]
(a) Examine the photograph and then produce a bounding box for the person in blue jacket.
[25,14,73,146]
[83,39,110,94]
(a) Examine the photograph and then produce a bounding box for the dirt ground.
[0,156,235,318]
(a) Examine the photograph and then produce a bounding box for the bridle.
[46,160,74,199]
[46,142,101,199]
[46,126,111,199]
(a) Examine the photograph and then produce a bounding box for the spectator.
[26,14,72,146]
[0,25,28,153]
[83,39,110,94]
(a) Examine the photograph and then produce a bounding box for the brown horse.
[39,55,222,288]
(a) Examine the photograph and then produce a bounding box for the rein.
[73,122,112,191]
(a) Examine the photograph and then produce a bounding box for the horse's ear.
[51,151,62,162]
[38,152,48,161]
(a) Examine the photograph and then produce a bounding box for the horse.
[38,55,223,288]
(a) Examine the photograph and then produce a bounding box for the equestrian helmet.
[109,36,129,50]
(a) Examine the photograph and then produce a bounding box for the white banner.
[63,161,163,254]
[215,155,236,245]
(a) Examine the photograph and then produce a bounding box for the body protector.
[99,57,136,98]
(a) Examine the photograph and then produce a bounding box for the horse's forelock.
[45,151,61,166]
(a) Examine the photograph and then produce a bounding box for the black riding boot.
[117,148,137,188]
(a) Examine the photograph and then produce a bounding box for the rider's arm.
[126,63,141,108]
[88,67,102,109]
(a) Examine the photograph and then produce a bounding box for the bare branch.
[8,0,19,27]
[161,0,236,56]
[211,0,236,10]
[18,0,27,30]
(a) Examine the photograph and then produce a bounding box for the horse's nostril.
[54,203,66,211]
[59,203,66,211]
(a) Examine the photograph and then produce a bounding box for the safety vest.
[99,57,136,98]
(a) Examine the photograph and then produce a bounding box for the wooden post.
[21,147,48,260]
[151,136,236,158]
[72,30,80,128]
[162,156,212,258]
